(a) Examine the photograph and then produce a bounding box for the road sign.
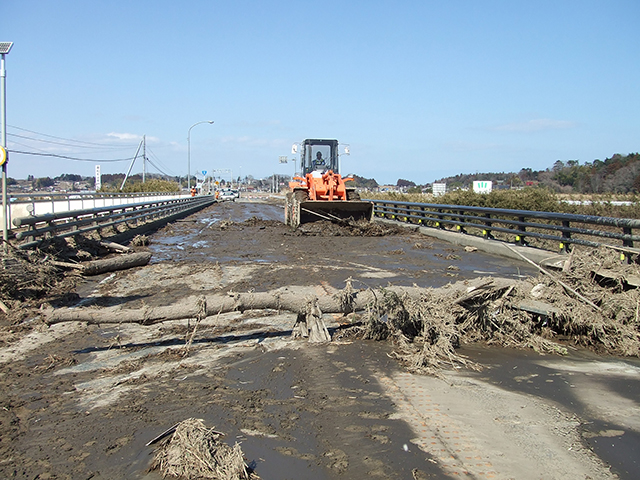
[0,146,7,166]
[473,181,492,194]
[202,170,207,176]
[279,156,288,164]
[95,165,101,191]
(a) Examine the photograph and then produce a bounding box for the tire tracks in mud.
[377,371,496,479]
[376,370,615,480]
[295,343,445,479]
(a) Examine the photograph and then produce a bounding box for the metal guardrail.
[7,191,187,225]
[366,199,640,253]
[12,195,216,249]
[10,191,183,201]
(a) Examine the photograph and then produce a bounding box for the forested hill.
[436,153,640,194]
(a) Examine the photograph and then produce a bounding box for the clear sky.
[2,0,638,185]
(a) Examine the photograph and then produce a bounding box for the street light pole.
[0,42,13,246]
[187,120,214,190]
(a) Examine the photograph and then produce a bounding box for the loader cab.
[300,139,339,176]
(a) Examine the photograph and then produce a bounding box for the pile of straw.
[151,418,258,480]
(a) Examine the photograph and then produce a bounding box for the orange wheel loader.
[285,139,373,228]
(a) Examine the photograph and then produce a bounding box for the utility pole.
[0,42,13,247]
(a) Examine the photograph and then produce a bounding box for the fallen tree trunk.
[80,251,152,276]
[45,284,429,325]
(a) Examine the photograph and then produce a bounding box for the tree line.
[14,152,640,195]
[436,153,640,194]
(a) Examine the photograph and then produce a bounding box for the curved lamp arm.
[187,120,214,190]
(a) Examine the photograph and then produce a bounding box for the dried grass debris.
[0,245,61,302]
[131,234,150,246]
[360,247,640,372]
[295,219,408,237]
[150,418,259,479]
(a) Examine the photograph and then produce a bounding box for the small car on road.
[218,189,238,201]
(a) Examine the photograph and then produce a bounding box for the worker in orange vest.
[190,187,197,197]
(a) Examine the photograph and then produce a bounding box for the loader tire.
[294,190,308,202]
[346,190,361,201]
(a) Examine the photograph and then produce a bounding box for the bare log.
[80,252,152,276]
[50,260,84,270]
[45,284,430,326]
[99,240,131,252]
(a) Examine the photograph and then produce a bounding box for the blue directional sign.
[202,170,207,176]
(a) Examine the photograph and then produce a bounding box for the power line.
[8,149,135,162]
[147,147,178,177]
[8,124,139,148]
[146,158,173,177]
[7,132,135,152]
[7,139,52,154]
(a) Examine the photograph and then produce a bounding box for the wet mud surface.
[148,200,535,292]
[1,199,639,479]
[460,345,640,479]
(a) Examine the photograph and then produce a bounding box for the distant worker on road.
[190,187,197,197]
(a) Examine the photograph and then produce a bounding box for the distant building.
[432,183,446,197]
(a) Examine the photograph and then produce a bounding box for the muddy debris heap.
[15,228,639,375]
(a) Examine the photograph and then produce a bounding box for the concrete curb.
[376,218,567,269]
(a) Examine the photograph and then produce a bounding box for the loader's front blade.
[287,200,372,228]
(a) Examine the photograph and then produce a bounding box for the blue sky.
[2,0,638,185]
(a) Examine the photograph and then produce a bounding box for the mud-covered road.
[1,199,639,479]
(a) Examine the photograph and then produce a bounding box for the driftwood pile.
[50,251,152,276]
[0,234,152,326]
[363,246,640,374]
[0,245,60,305]
[149,418,259,479]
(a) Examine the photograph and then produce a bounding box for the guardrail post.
[388,203,396,220]
[483,213,494,239]
[623,226,633,248]
[377,202,383,218]
[418,205,426,226]
[559,220,571,252]
[620,226,633,263]
[516,216,527,246]
[402,204,410,223]
[455,210,466,234]
[46,219,54,240]
[436,208,445,229]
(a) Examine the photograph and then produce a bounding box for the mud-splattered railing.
[12,196,216,249]
[366,199,640,254]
